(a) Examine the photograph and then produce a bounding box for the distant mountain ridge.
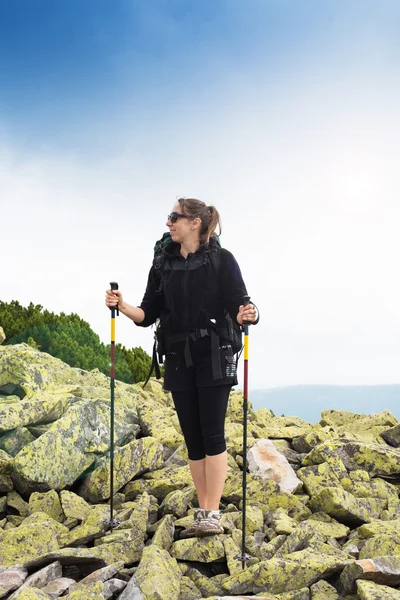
[249,384,400,424]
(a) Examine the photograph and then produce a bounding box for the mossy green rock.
[305,512,350,539]
[171,536,226,562]
[29,489,64,522]
[17,589,52,599]
[59,490,92,521]
[0,522,60,566]
[7,490,30,516]
[22,511,70,543]
[357,518,400,539]
[135,544,181,600]
[159,486,195,518]
[297,459,347,497]
[0,427,36,456]
[124,465,193,501]
[151,514,175,551]
[137,397,184,455]
[357,579,400,599]
[221,550,350,595]
[79,435,163,502]
[309,487,386,524]
[66,581,105,599]
[304,440,400,477]
[381,424,400,448]
[0,448,14,474]
[310,578,340,598]
[359,533,400,559]
[268,509,298,535]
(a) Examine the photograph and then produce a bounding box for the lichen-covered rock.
[0,448,13,474]
[134,544,181,600]
[381,424,400,448]
[310,578,340,598]
[40,577,76,597]
[137,397,184,457]
[59,490,92,521]
[79,436,163,502]
[248,438,303,493]
[66,581,105,599]
[0,522,60,567]
[340,556,400,592]
[124,465,193,501]
[309,487,387,524]
[13,397,141,493]
[61,504,110,546]
[359,532,400,559]
[267,509,298,535]
[29,490,64,522]
[171,536,226,562]
[356,579,400,598]
[151,514,175,551]
[357,518,400,539]
[0,427,36,456]
[15,589,52,599]
[305,512,350,539]
[304,440,400,477]
[20,512,70,544]
[7,491,31,516]
[159,486,195,518]
[297,458,347,496]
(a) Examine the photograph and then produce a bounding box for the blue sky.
[1,1,400,390]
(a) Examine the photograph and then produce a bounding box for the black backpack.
[143,233,243,387]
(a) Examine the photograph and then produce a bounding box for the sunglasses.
[167,212,187,223]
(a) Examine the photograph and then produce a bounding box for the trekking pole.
[107,281,120,528]
[239,294,252,569]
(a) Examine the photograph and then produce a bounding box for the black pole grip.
[109,282,119,312]
[242,295,251,326]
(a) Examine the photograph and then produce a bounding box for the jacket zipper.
[183,256,190,330]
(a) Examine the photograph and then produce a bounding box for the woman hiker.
[105,198,258,537]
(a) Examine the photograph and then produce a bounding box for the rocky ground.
[0,331,400,599]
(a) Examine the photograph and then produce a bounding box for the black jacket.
[136,237,248,341]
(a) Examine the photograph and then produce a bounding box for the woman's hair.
[177,197,222,245]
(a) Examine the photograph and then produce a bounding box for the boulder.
[247,438,303,493]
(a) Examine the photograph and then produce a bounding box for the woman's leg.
[197,385,231,510]
[171,388,207,508]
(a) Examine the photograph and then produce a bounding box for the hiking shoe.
[196,510,224,537]
[180,508,206,539]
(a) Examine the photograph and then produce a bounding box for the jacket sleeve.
[220,249,248,323]
[135,266,164,328]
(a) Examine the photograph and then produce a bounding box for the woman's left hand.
[236,304,258,326]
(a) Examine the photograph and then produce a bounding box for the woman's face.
[166,202,196,243]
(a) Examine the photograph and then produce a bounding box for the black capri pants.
[163,337,237,461]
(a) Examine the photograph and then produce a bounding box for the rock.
[15,589,51,599]
[6,491,31,517]
[267,509,298,535]
[0,523,60,567]
[117,575,145,600]
[0,327,5,344]
[22,548,107,571]
[40,577,76,597]
[357,518,400,539]
[297,458,348,497]
[0,428,36,457]
[124,465,193,501]
[0,449,13,474]
[159,486,195,518]
[29,490,64,523]
[13,397,140,493]
[137,397,184,458]
[304,440,400,477]
[7,561,62,599]
[220,549,350,595]
[359,532,400,559]
[0,565,28,597]
[59,490,92,521]
[134,544,181,600]
[67,560,124,592]
[381,424,400,447]
[310,578,340,598]
[61,504,110,546]
[305,512,350,539]
[79,436,163,503]
[340,556,400,592]
[67,581,105,599]
[103,578,127,598]
[171,536,226,562]
[356,579,400,598]
[0,473,13,492]
[151,514,175,551]
[309,487,387,524]
[247,439,303,493]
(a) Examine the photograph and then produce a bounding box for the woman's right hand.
[105,289,124,309]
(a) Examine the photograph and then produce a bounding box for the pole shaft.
[241,324,249,568]
[110,308,116,524]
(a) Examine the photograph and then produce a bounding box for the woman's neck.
[180,238,200,259]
